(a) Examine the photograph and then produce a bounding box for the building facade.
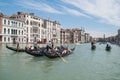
[60,28,91,44]
[0,15,25,43]
[11,12,44,43]
[44,20,61,43]
[11,12,61,43]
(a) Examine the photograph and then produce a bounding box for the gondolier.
[46,40,52,51]
[17,41,20,51]
[33,40,38,50]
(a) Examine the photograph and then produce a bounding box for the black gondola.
[105,44,111,51]
[6,45,25,52]
[43,47,75,59]
[25,47,45,57]
[91,45,96,50]
[106,46,111,51]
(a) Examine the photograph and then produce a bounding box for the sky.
[0,0,120,38]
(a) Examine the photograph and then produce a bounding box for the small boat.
[25,47,46,57]
[106,46,111,51]
[43,47,75,59]
[6,45,25,52]
[105,44,111,51]
[91,45,96,50]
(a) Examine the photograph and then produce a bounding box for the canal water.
[0,43,120,80]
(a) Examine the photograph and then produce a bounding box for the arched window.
[22,23,23,27]
[11,29,13,34]
[22,38,23,42]
[8,21,10,25]
[4,28,6,34]
[22,31,23,35]
[16,30,17,34]
[4,37,6,42]
[13,29,15,34]
[8,37,10,42]
[4,19,6,24]
[19,30,20,35]
[8,29,10,34]
[19,23,20,27]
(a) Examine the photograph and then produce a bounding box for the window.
[22,23,23,27]
[13,29,15,34]
[22,38,23,42]
[16,30,17,34]
[16,22,17,26]
[11,21,13,25]
[8,29,10,34]
[8,21,10,25]
[19,23,20,27]
[4,28,6,34]
[22,31,23,35]
[4,19,6,24]
[8,38,10,42]
[19,30,20,35]
[4,37,6,42]
[11,29,13,34]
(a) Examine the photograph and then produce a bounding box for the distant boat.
[91,45,96,50]
[105,43,111,51]
[106,45,111,51]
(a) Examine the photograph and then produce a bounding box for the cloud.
[61,6,91,18]
[61,0,120,26]
[15,0,91,18]
[15,0,63,14]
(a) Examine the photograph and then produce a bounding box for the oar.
[56,52,68,63]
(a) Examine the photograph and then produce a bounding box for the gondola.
[43,47,75,59]
[106,46,111,51]
[6,45,25,52]
[91,45,96,50]
[25,47,46,57]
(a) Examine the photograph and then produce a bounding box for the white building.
[0,15,25,43]
[44,20,61,43]
[11,12,61,43]
[80,29,85,43]
[11,12,44,43]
